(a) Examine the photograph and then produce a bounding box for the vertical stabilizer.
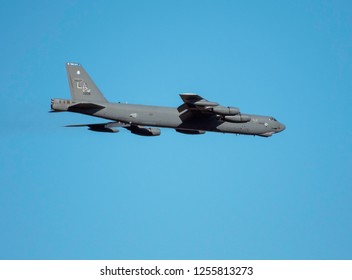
[66,63,108,103]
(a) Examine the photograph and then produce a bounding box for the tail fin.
[66,62,108,103]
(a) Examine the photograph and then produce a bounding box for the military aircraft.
[50,63,285,137]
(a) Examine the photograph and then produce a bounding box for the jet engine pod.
[209,106,240,116]
[129,126,161,136]
[223,114,251,123]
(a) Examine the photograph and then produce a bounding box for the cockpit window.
[269,117,277,121]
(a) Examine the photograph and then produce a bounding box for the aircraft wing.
[177,93,241,121]
[65,122,161,136]
[65,121,127,133]
[177,93,219,121]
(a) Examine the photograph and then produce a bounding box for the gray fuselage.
[53,99,285,137]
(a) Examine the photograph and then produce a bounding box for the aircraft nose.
[279,123,286,132]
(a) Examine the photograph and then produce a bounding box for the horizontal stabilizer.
[68,103,106,110]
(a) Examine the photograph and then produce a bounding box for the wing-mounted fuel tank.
[128,126,161,136]
[65,122,120,133]
[175,129,206,135]
[223,114,251,123]
[87,125,119,133]
[207,106,240,116]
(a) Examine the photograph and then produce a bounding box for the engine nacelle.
[208,106,240,116]
[223,114,251,123]
[129,127,161,136]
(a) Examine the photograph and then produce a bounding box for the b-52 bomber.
[51,63,285,137]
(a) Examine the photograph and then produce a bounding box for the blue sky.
[0,0,351,259]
